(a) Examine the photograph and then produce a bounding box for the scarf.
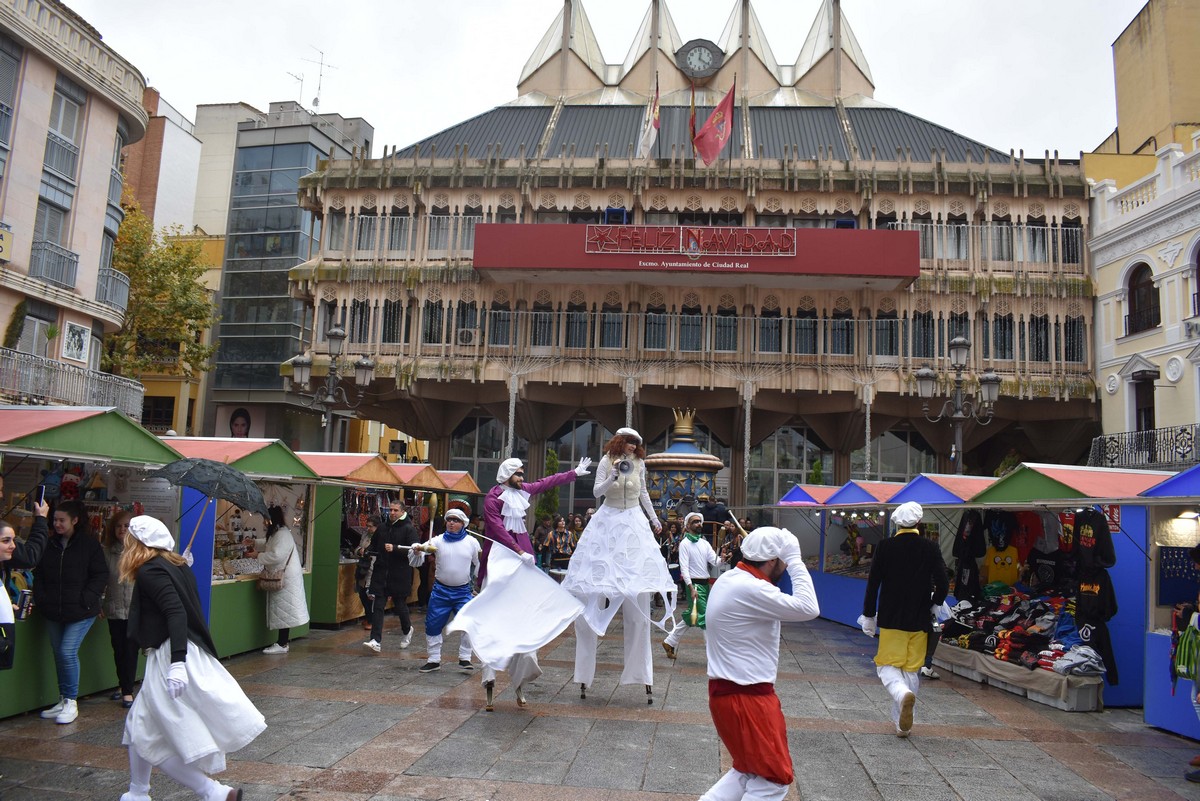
[685,532,701,543]
[442,527,467,543]
[498,486,530,533]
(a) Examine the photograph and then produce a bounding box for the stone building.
[289,0,1097,511]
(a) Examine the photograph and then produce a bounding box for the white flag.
[636,78,660,159]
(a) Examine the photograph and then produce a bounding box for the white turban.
[128,515,175,551]
[444,509,469,524]
[496,458,524,483]
[683,512,704,527]
[615,427,642,443]
[740,527,790,561]
[891,501,923,528]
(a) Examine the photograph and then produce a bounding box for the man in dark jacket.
[859,501,948,737]
[363,498,419,653]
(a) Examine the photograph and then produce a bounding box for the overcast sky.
[68,0,1147,158]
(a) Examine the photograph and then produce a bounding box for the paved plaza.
[2,614,1199,801]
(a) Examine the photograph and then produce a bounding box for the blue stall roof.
[824,480,906,507]
[889,474,997,505]
[1141,463,1200,498]
[778,483,837,506]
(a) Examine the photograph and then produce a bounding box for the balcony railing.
[1124,305,1161,336]
[0,102,12,146]
[43,131,78,178]
[108,167,123,207]
[28,240,79,289]
[1088,425,1200,471]
[95,266,130,313]
[885,221,1084,270]
[0,347,143,419]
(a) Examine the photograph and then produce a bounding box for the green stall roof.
[0,406,181,465]
[971,462,1174,506]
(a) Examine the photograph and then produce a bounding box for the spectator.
[246,505,308,655]
[549,517,574,570]
[101,509,139,707]
[354,516,381,630]
[1,498,50,672]
[363,499,419,653]
[531,515,553,571]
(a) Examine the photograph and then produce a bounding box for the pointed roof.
[0,406,181,466]
[620,1,684,79]
[718,0,779,76]
[520,0,607,86]
[889,473,998,505]
[295,452,405,487]
[794,0,873,86]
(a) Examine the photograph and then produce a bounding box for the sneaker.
[40,697,66,719]
[1191,755,1200,767]
[55,698,78,725]
[419,661,441,673]
[363,639,381,653]
[262,643,289,654]
[1188,769,1200,783]
[400,628,413,649]
[898,691,915,735]
[919,666,940,680]
[662,641,677,660]
[458,660,474,671]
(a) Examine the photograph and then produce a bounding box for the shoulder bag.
[257,549,293,592]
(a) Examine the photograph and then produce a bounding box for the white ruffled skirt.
[562,504,676,636]
[123,640,266,773]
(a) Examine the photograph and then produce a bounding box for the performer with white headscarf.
[858,501,949,737]
[563,427,677,702]
[475,454,591,710]
[662,511,726,659]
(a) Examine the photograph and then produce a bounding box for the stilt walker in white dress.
[119,516,265,801]
[563,428,676,702]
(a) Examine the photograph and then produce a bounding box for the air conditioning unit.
[456,329,478,346]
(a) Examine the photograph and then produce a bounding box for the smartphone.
[38,485,45,505]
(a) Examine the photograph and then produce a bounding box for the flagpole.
[654,72,660,162]
[727,75,736,189]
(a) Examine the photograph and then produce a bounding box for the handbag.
[257,550,293,592]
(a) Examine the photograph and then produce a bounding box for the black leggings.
[107,618,140,696]
[278,627,291,647]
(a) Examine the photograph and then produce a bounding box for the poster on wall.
[216,405,266,438]
[62,322,89,363]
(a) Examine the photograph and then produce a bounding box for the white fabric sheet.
[447,545,581,671]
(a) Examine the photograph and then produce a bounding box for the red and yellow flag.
[693,80,736,166]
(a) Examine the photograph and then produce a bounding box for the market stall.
[0,406,182,719]
[388,463,447,604]
[888,474,997,568]
[1137,465,1200,738]
[775,483,835,574]
[295,452,405,626]
[161,437,318,657]
[939,463,1173,709]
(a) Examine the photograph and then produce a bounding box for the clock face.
[686,46,713,73]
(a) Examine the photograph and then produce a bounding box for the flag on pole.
[688,81,696,158]
[693,80,736,166]
[636,76,660,159]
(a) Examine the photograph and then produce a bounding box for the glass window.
[1064,316,1085,363]
[1029,315,1050,362]
[988,220,1013,262]
[388,215,410,251]
[235,146,273,171]
[34,200,67,245]
[428,215,453,250]
[993,313,1014,359]
[349,299,371,343]
[355,213,377,251]
[714,309,737,352]
[1127,263,1160,335]
[48,91,81,144]
[565,306,589,348]
[269,169,303,195]
[911,312,934,359]
[644,307,667,350]
[489,305,511,346]
[599,306,623,349]
[679,308,703,352]
[423,301,444,344]
[381,300,405,344]
[1025,222,1049,263]
[759,311,782,353]
[793,309,817,354]
[531,304,555,347]
[945,222,969,260]
[830,310,854,355]
[1059,223,1082,264]
[875,311,898,357]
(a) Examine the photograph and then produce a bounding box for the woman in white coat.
[246,506,308,654]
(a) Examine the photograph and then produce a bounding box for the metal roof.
[845,107,1008,163]
[749,107,847,160]
[543,105,643,159]
[655,105,744,160]
[394,106,552,160]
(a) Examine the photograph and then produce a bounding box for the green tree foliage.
[103,198,217,377]
[535,447,561,519]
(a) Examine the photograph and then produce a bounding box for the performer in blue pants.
[411,509,482,673]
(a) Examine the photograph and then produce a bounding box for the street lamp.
[287,326,375,451]
[915,336,1001,474]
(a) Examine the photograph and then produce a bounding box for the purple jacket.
[480,469,577,584]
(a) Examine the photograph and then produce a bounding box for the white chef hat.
[740,527,790,561]
[683,512,704,527]
[444,509,469,524]
[496,458,524,483]
[891,501,923,528]
[128,515,175,551]
[615,427,642,443]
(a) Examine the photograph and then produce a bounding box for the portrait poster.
[62,322,89,362]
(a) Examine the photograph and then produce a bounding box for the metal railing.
[1125,305,1161,336]
[42,131,78,178]
[0,102,12,146]
[0,347,144,419]
[108,167,123,207]
[885,221,1084,268]
[95,266,130,313]
[1088,425,1200,471]
[28,240,79,289]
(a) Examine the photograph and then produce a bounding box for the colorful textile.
[707,680,793,786]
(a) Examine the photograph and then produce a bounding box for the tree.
[535,447,561,520]
[103,197,217,377]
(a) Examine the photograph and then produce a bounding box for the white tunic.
[426,534,481,587]
[678,536,720,583]
[705,539,820,686]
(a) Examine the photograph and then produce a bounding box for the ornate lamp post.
[915,336,1001,474]
[288,326,375,451]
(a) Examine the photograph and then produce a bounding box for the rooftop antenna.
[286,71,304,104]
[302,48,338,110]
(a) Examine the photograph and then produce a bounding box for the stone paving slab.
[3,616,1200,800]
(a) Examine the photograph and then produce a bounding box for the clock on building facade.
[675,39,724,81]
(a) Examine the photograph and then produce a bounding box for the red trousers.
[708,679,793,786]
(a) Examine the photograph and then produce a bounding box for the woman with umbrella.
[244,506,308,654]
[119,514,264,801]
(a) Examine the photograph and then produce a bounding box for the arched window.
[644,303,667,350]
[829,308,854,355]
[911,311,934,359]
[1126,263,1160,335]
[992,312,1014,359]
[1029,314,1050,362]
[422,300,445,344]
[488,301,511,346]
[565,302,590,348]
[714,305,737,352]
[600,301,623,349]
[532,302,556,347]
[679,303,703,352]
[348,299,371,343]
[759,307,782,353]
[874,309,898,356]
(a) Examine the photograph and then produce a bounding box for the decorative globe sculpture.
[645,408,724,519]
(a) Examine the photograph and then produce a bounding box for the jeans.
[45,617,97,699]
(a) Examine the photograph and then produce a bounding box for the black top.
[863,531,949,633]
[368,513,419,592]
[6,514,49,576]
[128,556,217,663]
[31,527,107,623]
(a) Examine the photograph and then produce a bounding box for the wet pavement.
[2,613,1199,800]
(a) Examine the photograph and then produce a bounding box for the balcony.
[0,102,12,145]
[885,221,1084,271]
[108,167,123,207]
[29,240,79,289]
[0,347,144,419]
[43,131,78,179]
[95,266,130,313]
[1088,425,1200,471]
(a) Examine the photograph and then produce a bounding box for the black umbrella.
[150,457,270,518]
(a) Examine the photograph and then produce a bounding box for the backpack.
[1171,603,1199,694]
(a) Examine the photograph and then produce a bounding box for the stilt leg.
[580,682,587,699]
[484,680,495,712]
[646,684,653,705]
[515,685,527,708]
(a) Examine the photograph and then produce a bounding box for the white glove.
[574,456,593,476]
[651,520,662,534]
[518,551,535,566]
[408,549,426,568]
[167,661,188,699]
[857,615,877,637]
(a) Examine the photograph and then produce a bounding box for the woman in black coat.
[34,499,108,725]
